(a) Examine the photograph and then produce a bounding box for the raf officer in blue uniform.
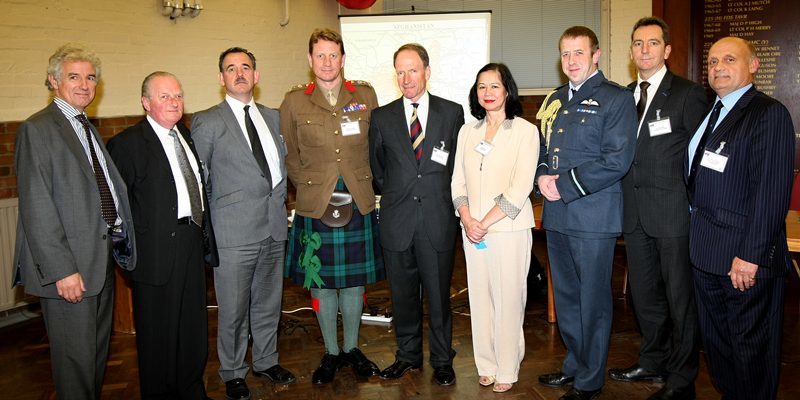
[535,26,637,400]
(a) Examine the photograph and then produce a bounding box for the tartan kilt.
[285,203,385,289]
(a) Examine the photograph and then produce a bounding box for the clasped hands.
[56,272,86,303]
[462,217,489,244]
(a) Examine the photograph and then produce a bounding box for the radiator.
[0,197,33,312]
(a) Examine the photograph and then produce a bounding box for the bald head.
[707,36,759,98]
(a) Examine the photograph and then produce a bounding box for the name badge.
[431,140,449,166]
[474,140,493,156]
[648,114,672,137]
[340,116,360,136]
[700,141,728,173]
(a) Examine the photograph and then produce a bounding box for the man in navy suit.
[687,36,794,400]
[608,17,707,400]
[535,26,637,400]
[369,43,465,386]
[108,72,217,400]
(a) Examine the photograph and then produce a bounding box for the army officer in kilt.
[281,28,385,385]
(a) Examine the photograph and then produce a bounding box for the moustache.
[235,77,248,84]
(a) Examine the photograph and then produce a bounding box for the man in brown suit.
[280,28,384,385]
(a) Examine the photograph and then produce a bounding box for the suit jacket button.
[307,180,312,185]
[335,148,341,154]
[336,158,341,162]
[102,234,107,240]
[563,110,569,115]
[334,130,339,135]
[413,196,418,201]
[306,120,311,124]
[171,232,176,237]
[417,174,422,178]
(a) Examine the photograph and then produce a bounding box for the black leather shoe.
[339,348,380,377]
[224,378,250,400]
[538,371,575,387]
[608,364,665,383]
[560,387,602,400]
[311,353,341,384]
[253,364,296,384]
[379,359,421,380]
[648,384,696,400]
[433,365,456,386]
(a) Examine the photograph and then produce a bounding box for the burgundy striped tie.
[409,103,423,161]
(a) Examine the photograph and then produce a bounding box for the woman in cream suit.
[451,63,539,393]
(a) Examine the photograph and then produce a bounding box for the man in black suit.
[687,36,794,400]
[14,43,136,400]
[369,43,465,386]
[108,72,217,400]
[608,17,707,400]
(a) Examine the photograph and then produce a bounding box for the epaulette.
[600,79,628,91]
[347,80,372,88]
[287,82,314,94]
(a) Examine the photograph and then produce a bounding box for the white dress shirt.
[224,95,283,188]
[146,116,204,219]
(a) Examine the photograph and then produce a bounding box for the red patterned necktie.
[409,103,424,161]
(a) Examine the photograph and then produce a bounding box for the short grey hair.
[45,43,102,90]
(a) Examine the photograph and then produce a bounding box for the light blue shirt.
[687,83,752,168]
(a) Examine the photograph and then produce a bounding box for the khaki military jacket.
[280,80,379,218]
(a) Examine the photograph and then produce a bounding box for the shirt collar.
[716,83,752,110]
[146,115,179,139]
[475,118,513,130]
[225,94,256,112]
[403,91,430,109]
[637,64,667,90]
[569,70,600,93]
[53,97,83,119]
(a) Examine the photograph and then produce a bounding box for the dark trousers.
[546,231,615,391]
[624,223,698,388]
[693,267,784,400]
[384,212,455,367]
[40,250,115,400]
[133,223,208,400]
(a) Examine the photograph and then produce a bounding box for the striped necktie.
[169,129,203,226]
[409,103,424,161]
[75,114,117,226]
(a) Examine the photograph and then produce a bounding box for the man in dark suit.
[687,36,794,400]
[535,26,637,400]
[192,47,294,400]
[369,43,465,386]
[608,17,707,400]
[108,72,218,400]
[13,43,137,400]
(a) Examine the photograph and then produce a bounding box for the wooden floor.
[1,235,799,400]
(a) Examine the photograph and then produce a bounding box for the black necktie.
[169,129,203,226]
[243,105,273,188]
[689,101,725,187]
[570,88,577,99]
[637,81,651,121]
[76,114,117,226]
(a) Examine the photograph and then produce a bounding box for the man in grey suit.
[192,47,294,400]
[13,43,137,400]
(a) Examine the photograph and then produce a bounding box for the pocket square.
[580,99,600,106]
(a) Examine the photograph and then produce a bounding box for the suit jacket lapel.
[633,71,674,147]
[389,99,417,166]
[50,103,95,180]
[708,87,756,144]
[219,101,261,172]
[256,104,287,179]
[419,95,444,170]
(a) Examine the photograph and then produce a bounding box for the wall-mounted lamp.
[162,0,203,20]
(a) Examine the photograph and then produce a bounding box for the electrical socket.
[361,313,392,324]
